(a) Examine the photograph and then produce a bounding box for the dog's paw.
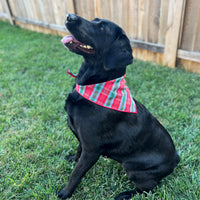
[66,155,75,163]
[66,155,80,163]
[115,190,139,200]
[115,194,130,200]
[58,188,72,199]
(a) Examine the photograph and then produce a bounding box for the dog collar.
[67,69,78,78]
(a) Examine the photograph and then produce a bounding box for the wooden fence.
[0,0,200,73]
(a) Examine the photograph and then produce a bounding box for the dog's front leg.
[74,143,82,162]
[58,151,99,199]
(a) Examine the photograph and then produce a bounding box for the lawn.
[0,20,199,200]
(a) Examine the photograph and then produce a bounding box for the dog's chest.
[65,91,81,113]
[65,90,94,119]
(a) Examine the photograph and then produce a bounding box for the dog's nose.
[66,13,78,23]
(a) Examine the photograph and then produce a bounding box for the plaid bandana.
[76,76,137,113]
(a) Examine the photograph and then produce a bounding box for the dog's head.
[61,14,133,70]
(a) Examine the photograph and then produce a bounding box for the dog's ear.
[103,29,133,70]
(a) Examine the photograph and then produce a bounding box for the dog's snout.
[66,13,78,23]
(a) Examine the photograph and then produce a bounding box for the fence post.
[4,0,14,25]
[163,0,186,67]
[72,0,77,14]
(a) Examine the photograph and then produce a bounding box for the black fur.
[58,14,180,200]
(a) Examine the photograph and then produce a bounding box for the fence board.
[13,16,66,32]
[158,0,169,45]
[137,0,145,59]
[23,0,35,31]
[149,0,160,43]
[163,0,186,67]
[4,0,14,25]
[110,0,126,29]
[180,0,200,52]
[64,0,75,14]
[142,0,149,42]
[130,39,164,53]
[75,0,95,20]
[0,0,5,13]
[126,0,138,39]
[95,0,112,20]
[177,59,200,74]
[8,0,17,16]
[38,0,47,22]
[137,0,144,41]
[22,0,29,19]
[177,49,200,63]
[20,0,28,18]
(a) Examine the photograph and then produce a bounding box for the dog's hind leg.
[66,143,82,163]
[115,178,157,200]
[115,167,160,199]
[74,143,82,162]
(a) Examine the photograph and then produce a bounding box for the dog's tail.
[115,189,142,200]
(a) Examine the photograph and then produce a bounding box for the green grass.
[0,20,199,200]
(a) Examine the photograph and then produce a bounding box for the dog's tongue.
[61,35,73,44]
[61,35,79,44]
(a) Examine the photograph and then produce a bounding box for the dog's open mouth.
[61,35,95,54]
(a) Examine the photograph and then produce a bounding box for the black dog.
[58,13,180,200]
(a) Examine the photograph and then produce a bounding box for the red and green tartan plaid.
[76,76,137,113]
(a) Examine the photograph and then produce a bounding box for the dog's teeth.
[80,44,93,50]
[87,45,92,49]
[86,45,93,49]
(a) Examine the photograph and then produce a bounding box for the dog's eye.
[97,23,105,31]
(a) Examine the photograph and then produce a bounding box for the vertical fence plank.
[137,0,144,41]
[95,0,112,19]
[128,0,138,58]
[126,0,138,39]
[143,0,150,42]
[52,0,68,25]
[0,0,4,13]
[4,0,14,24]
[158,0,169,45]
[22,0,29,19]
[148,0,161,62]
[148,0,160,44]
[88,0,95,19]
[63,0,76,15]
[163,0,186,67]
[75,0,95,20]
[137,0,145,60]
[8,0,17,18]
[180,0,200,52]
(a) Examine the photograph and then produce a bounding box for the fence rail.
[0,0,200,73]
